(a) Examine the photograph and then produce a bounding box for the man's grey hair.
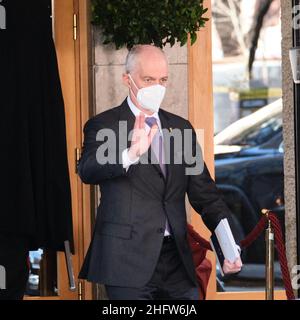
[125,45,167,74]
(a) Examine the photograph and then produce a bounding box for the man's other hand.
[222,257,243,275]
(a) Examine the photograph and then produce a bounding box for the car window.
[229,116,282,147]
[259,131,283,150]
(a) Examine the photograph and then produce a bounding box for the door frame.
[53,0,93,300]
[59,0,94,300]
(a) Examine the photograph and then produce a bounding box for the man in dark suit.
[78,45,242,300]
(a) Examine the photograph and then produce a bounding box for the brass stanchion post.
[262,209,275,300]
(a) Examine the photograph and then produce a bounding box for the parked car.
[215,142,284,263]
[213,99,284,291]
[214,99,282,159]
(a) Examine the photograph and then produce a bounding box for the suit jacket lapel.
[159,109,173,187]
[119,99,135,150]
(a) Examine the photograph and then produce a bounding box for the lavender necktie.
[145,117,171,236]
[145,117,166,177]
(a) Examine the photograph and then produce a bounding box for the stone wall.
[281,1,298,296]
[92,27,188,118]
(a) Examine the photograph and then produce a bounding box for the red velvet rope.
[268,213,295,300]
[240,215,268,248]
[239,212,295,300]
[190,212,295,299]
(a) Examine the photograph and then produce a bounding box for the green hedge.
[91,0,209,49]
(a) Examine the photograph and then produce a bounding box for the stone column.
[281,1,298,297]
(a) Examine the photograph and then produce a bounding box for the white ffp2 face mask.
[129,74,166,113]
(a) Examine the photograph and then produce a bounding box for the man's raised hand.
[128,113,158,161]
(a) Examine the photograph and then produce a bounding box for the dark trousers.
[105,236,199,300]
[0,234,29,300]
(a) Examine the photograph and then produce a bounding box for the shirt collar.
[127,95,160,125]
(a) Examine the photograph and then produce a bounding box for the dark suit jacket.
[78,99,234,287]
